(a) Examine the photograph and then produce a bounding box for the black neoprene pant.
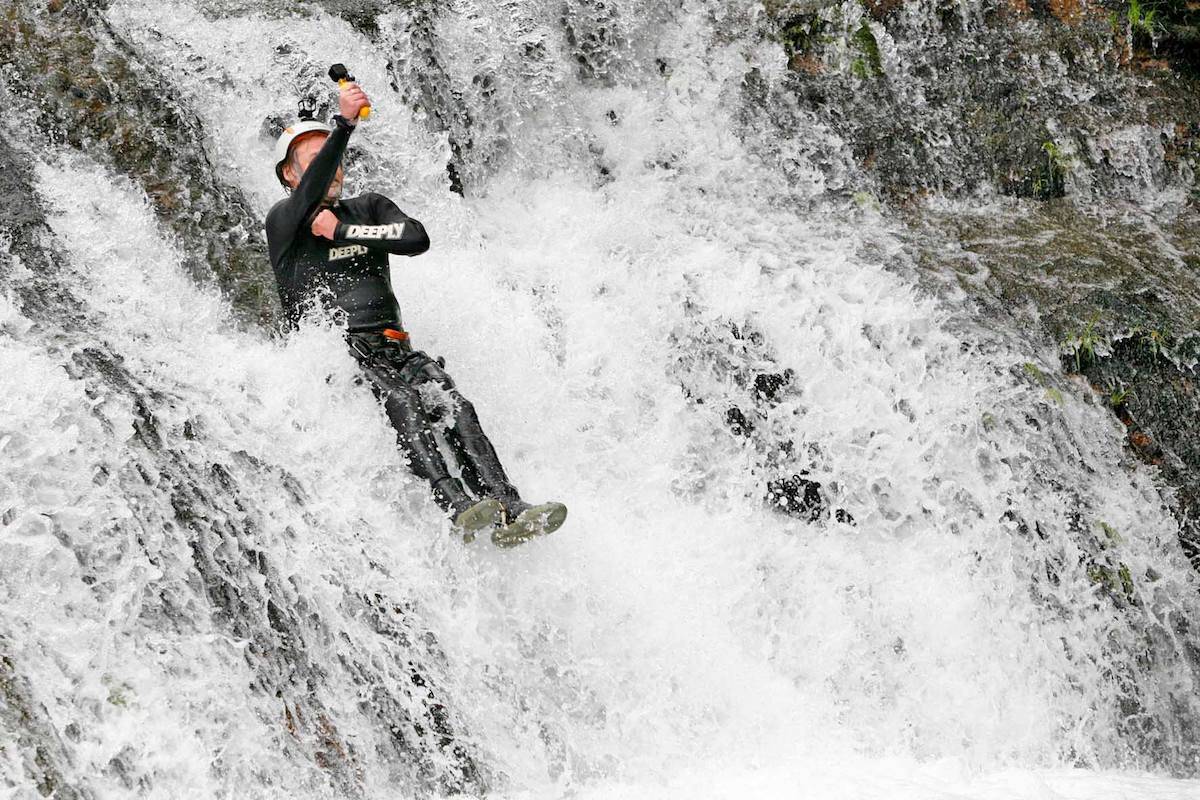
[349,333,522,515]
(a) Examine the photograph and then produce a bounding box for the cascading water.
[2,0,1200,797]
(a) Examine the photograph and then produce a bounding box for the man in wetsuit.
[264,80,566,546]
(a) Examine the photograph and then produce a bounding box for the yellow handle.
[338,78,371,120]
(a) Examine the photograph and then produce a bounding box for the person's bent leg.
[397,351,567,543]
[407,356,525,509]
[358,356,491,525]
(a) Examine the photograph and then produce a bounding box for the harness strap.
[347,328,409,359]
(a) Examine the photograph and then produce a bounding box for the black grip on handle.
[328,63,354,83]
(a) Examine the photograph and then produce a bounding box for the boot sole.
[455,497,504,537]
[491,502,568,548]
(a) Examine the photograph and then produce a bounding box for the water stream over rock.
[2,0,1199,797]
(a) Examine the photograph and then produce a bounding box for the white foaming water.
[2,0,1200,797]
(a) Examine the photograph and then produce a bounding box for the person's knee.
[380,381,427,420]
[413,359,470,412]
[419,359,457,392]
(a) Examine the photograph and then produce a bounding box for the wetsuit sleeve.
[264,117,354,266]
[332,193,430,256]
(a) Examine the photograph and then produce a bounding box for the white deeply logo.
[329,244,370,261]
[345,222,406,240]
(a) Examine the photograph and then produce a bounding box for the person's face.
[282,132,344,202]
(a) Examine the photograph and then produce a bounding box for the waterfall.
[2,0,1199,797]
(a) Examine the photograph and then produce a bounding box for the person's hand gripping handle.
[329,63,370,121]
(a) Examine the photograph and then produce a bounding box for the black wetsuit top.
[264,115,430,331]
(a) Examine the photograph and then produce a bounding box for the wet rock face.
[764,0,1200,572]
[666,309,856,525]
[0,648,86,800]
[309,0,393,34]
[0,131,112,800]
[764,0,1200,202]
[0,0,277,326]
[905,199,1200,569]
[1076,334,1200,568]
[1152,0,1200,74]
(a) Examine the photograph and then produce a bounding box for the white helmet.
[274,119,332,186]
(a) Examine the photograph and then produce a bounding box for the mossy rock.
[0,2,277,327]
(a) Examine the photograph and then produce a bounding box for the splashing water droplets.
[1,0,1198,797]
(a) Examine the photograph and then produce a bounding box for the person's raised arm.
[291,121,352,211]
[266,83,371,255]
